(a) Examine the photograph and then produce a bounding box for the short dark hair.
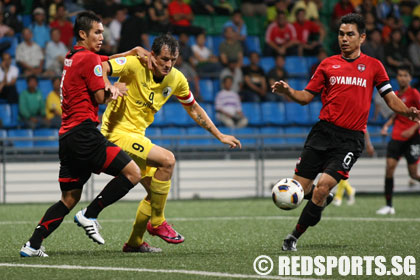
[74,11,101,42]
[152,33,179,56]
[340,13,366,35]
[397,64,413,76]
[26,74,38,83]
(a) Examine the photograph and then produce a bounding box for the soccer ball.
[271,178,304,210]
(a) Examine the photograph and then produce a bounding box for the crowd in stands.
[1,0,420,134]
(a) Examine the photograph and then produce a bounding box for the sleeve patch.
[94,65,102,77]
[115,57,127,65]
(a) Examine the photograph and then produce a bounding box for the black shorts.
[295,120,365,182]
[58,122,132,191]
[386,134,420,164]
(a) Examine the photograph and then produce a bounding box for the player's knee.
[312,185,330,204]
[124,161,141,184]
[161,150,176,172]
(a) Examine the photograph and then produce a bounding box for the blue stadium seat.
[308,101,322,124]
[186,127,213,145]
[8,129,34,148]
[153,109,165,126]
[285,56,308,77]
[259,57,275,74]
[260,126,285,145]
[16,78,26,94]
[261,102,287,125]
[199,79,214,102]
[0,104,13,128]
[368,125,387,145]
[149,35,157,46]
[212,79,221,94]
[34,128,58,148]
[39,79,53,99]
[1,36,18,57]
[234,127,259,145]
[284,127,307,144]
[0,129,7,145]
[161,127,187,146]
[211,35,224,56]
[390,78,398,91]
[305,56,318,69]
[245,36,261,54]
[202,103,215,121]
[242,56,250,66]
[241,102,262,126]
[288,78,307,91]
[22,14,32,28]
[10,104,19,127]
[145,127,162,146]
[164,103,194,126]
[285,102,310,125]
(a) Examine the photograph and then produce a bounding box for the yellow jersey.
[101,56,194,135]
[45,91,62,120]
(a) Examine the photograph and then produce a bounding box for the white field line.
[0,263,323,280]
[0,215,419,226]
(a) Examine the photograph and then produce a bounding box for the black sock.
[85,174,134,218]
[29,200,69,249]
[292,200,324,239]
[385,177,394,207]
[304,184,316,200]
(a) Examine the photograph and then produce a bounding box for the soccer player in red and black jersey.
[377,65,420,215]
[272,13,420,251]
[20,11,142,257]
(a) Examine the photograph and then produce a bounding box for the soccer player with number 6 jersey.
[100,34,241,253]
[272,13,420,251]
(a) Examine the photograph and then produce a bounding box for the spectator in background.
[241,0,267,17]
[178,32,194,66]
[175,55,201,101]
[264,11,299,56]
[414,3,420,19]
[355,0,377,17]
[267,0,289,24]
[241,52,272,102]
[192,33,222,78]
[364,12,379,36]
[168,0,204,36]
[110,7,127,51]
[219,26,243,66]
[215,76,248,128]
[3,4,23,34]
[45,76,61,128]
[118,5,150,52]
[16,28,44,77]
[409,30,420,75]
[293,8,324,56]
[376,0,400,26]
[30,7,50,49]
[49,4,73,49]
[220,58,243,94]
[331,0,355,31]
[384,29,410,76]
[147,0,170,33]
[192,0,232,15]
[361,28,385,62]
[97,14,115,56]
[223,10,247,52]
[0,52,19,104]
[0,12,14,38]
[407,17,420,44]
[289,0,320,22]
[44,28,67,77]
[19,75,46,129]
[267,54,288,97]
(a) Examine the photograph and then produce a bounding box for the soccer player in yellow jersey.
[101,34,241,253]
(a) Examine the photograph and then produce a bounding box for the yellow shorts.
[103,131,157,178]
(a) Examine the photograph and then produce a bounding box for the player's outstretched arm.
[384,92,420,121]
[184,102,242,149]
[109,46,155,70]
[271,80,314,105]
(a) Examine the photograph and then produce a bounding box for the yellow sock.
[126,199,151,247]
[150,177,171,227]
[335,180,346,201]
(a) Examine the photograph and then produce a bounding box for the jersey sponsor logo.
[115,57,126,65]
[330,76,367,88]
[357,64,366,72]
[64,58,72,67]
[332,65,341,69]
[162,87,172,97]
[94,65,102,77]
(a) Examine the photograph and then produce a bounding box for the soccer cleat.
[74,209,105,245]
[122,242,162,253]
[332,199,342,206]
[376,206,396,215]
[20,242,48,257]
[347,188,356,205]
[147,221,184,244]
[282,234,297,252]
